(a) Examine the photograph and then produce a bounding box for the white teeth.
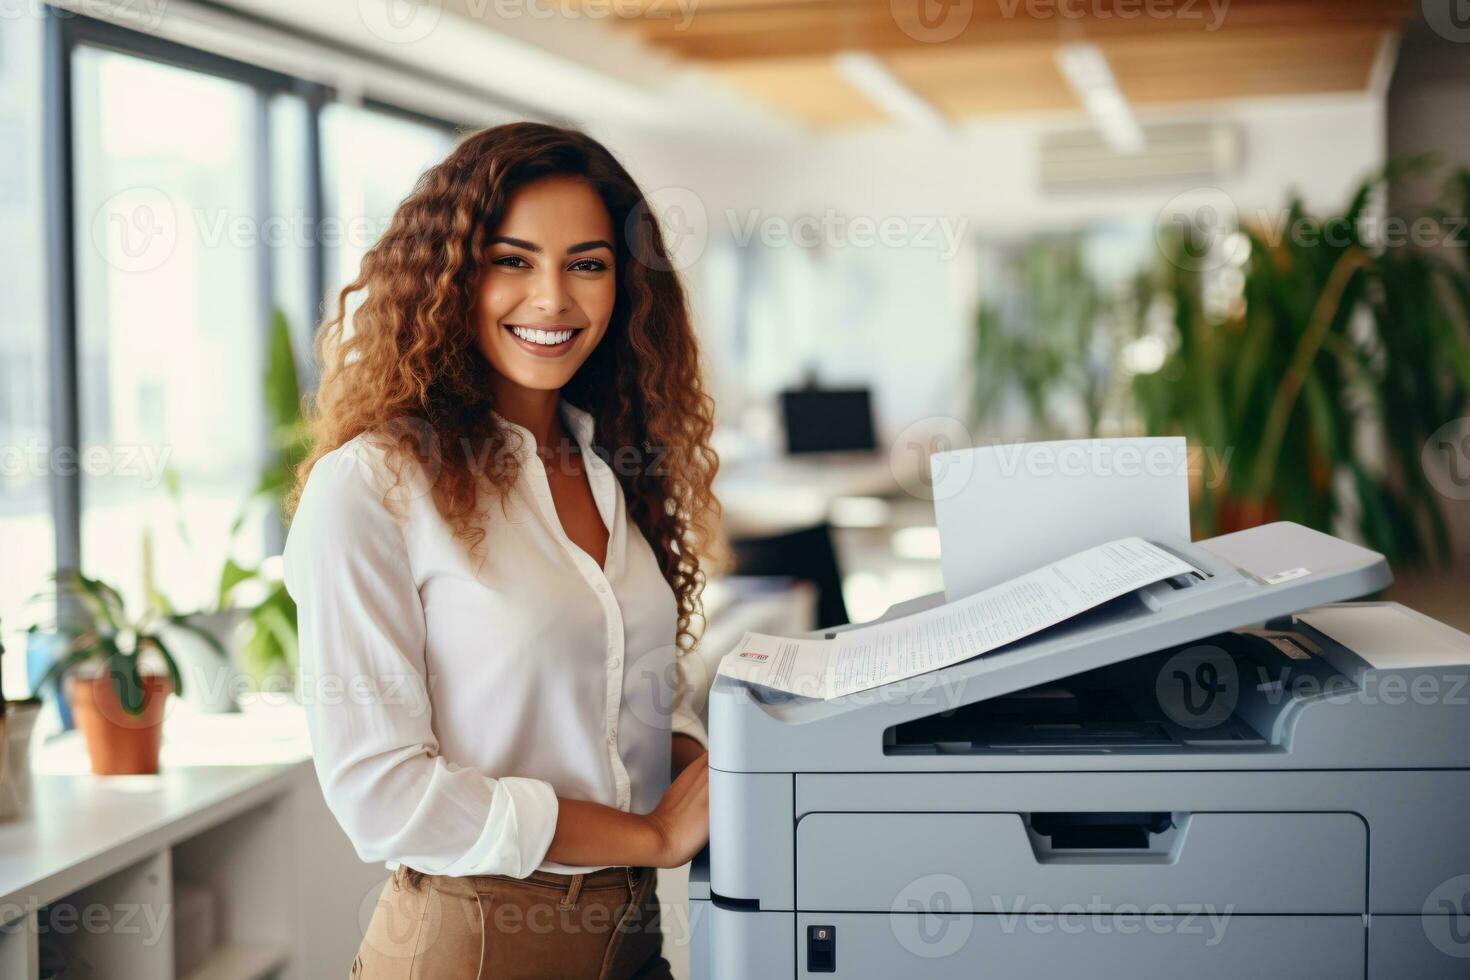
[509,325,575,346]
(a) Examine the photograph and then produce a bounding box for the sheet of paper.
[930,437,1192,602]
[717,537,1198,700]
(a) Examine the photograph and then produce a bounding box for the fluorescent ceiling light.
[834,50,949,133]
[1055,42,1145,154]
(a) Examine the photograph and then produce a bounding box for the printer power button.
[807,925,836,973]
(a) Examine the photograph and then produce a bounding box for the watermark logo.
[357,872,447,959]
[1423,417,1470,502]
[2,0,170,32]
[358,0,442,44]
[726,209,970,260]
[892,0,973,42]
[627,187,708,273]
[1423,874,1470,958]
[1155,187,1247,272]
[992,895,1233,945]
[1156,643,1239,729]
[91,186,178,274]
[1422,0,1470,43]
[890,873,975,957]
[894,416,973,502]
[623,644,710,733]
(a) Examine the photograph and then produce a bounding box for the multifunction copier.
[690,522,1470,979]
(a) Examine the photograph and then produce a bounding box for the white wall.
[601,95,1387,443]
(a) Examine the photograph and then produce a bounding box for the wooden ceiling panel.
[707,59,887,126]
[884,46,1079,117]
[1103,28,1388,103]
[574,0,1413,127]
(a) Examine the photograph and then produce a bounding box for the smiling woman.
[478,177,617,379]
[281,123,720,979]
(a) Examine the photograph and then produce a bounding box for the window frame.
[40,8,466,588]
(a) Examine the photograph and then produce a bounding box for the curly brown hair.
[286,122,721,658]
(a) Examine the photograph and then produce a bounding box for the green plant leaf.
[145,634,186,701]
[108,649,146,716]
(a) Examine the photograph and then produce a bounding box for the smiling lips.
[504,323,580,356]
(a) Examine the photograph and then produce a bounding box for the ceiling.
[582,0,1413,128]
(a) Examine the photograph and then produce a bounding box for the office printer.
[690,522,1470,979]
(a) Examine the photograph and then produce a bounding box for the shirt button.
[595,583,608,594]
[609,657,621,669]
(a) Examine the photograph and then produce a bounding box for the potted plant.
[30,571,217,775]
[1136,162,1470,562]
[142,515,246,715]
[229,308,311,690]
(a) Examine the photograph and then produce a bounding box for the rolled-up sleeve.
[670,650,710,751]
[283,443,558,877]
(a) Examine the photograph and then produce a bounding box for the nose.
[529,265,570,317]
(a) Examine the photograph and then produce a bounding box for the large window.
[0,15,51,642]
[73,48,266,613]
[2,11,466,642]
[320,103,458,316]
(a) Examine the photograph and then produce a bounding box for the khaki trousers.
[352,864,674,979]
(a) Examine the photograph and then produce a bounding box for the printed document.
[716,537,1196,700]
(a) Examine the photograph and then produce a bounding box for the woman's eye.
[493,255,530,268]
[569,258,608,273]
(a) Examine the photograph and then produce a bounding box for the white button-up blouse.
[282,400,709,877]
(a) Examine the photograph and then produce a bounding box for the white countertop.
[0,705,316,924]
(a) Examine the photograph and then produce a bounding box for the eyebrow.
[489,236,614,255]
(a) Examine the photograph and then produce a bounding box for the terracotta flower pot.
[65,674,172,775]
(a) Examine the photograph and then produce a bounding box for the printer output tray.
[710,522,1391,739]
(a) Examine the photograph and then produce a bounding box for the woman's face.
[475,176,617,394]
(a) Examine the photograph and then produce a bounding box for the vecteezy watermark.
[1,0,169,31]
[357,0,442,44]
[887,874,1235,958]
[1255,666,1469,710]
[889,416,973,502]
[890,0,974,43]
[1155,187,1249,273]
[891,874,975,957]
[726,209,971,262]
[997,0,1228,27]
[1156,643,1240,730]
[1,438,173,489]
[989,896,1233,946]
[295,669,440,717]
[627,187,709,273]
[1156,185,1469,272]
[92,186,179,274]
[1254,211,1469,252]
[1422,0,1470,43]
[355,869,691,964]
[719,658,979,714]
[466,0,699,28]
[623,644,710,733]
[907,430,1234,504]
[890,0,1230,45]
[1422,874,1470,959]
[1423,417,1470,502]
[0,898,172,947]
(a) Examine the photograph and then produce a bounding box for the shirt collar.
[491,400,597,458]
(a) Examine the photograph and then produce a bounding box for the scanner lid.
[714,522,1392,725]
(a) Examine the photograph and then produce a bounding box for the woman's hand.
[646,750,709,868]
[544,750,709,869]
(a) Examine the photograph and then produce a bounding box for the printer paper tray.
[796,811,1366,914]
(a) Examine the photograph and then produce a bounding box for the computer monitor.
[780,387,877,455]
